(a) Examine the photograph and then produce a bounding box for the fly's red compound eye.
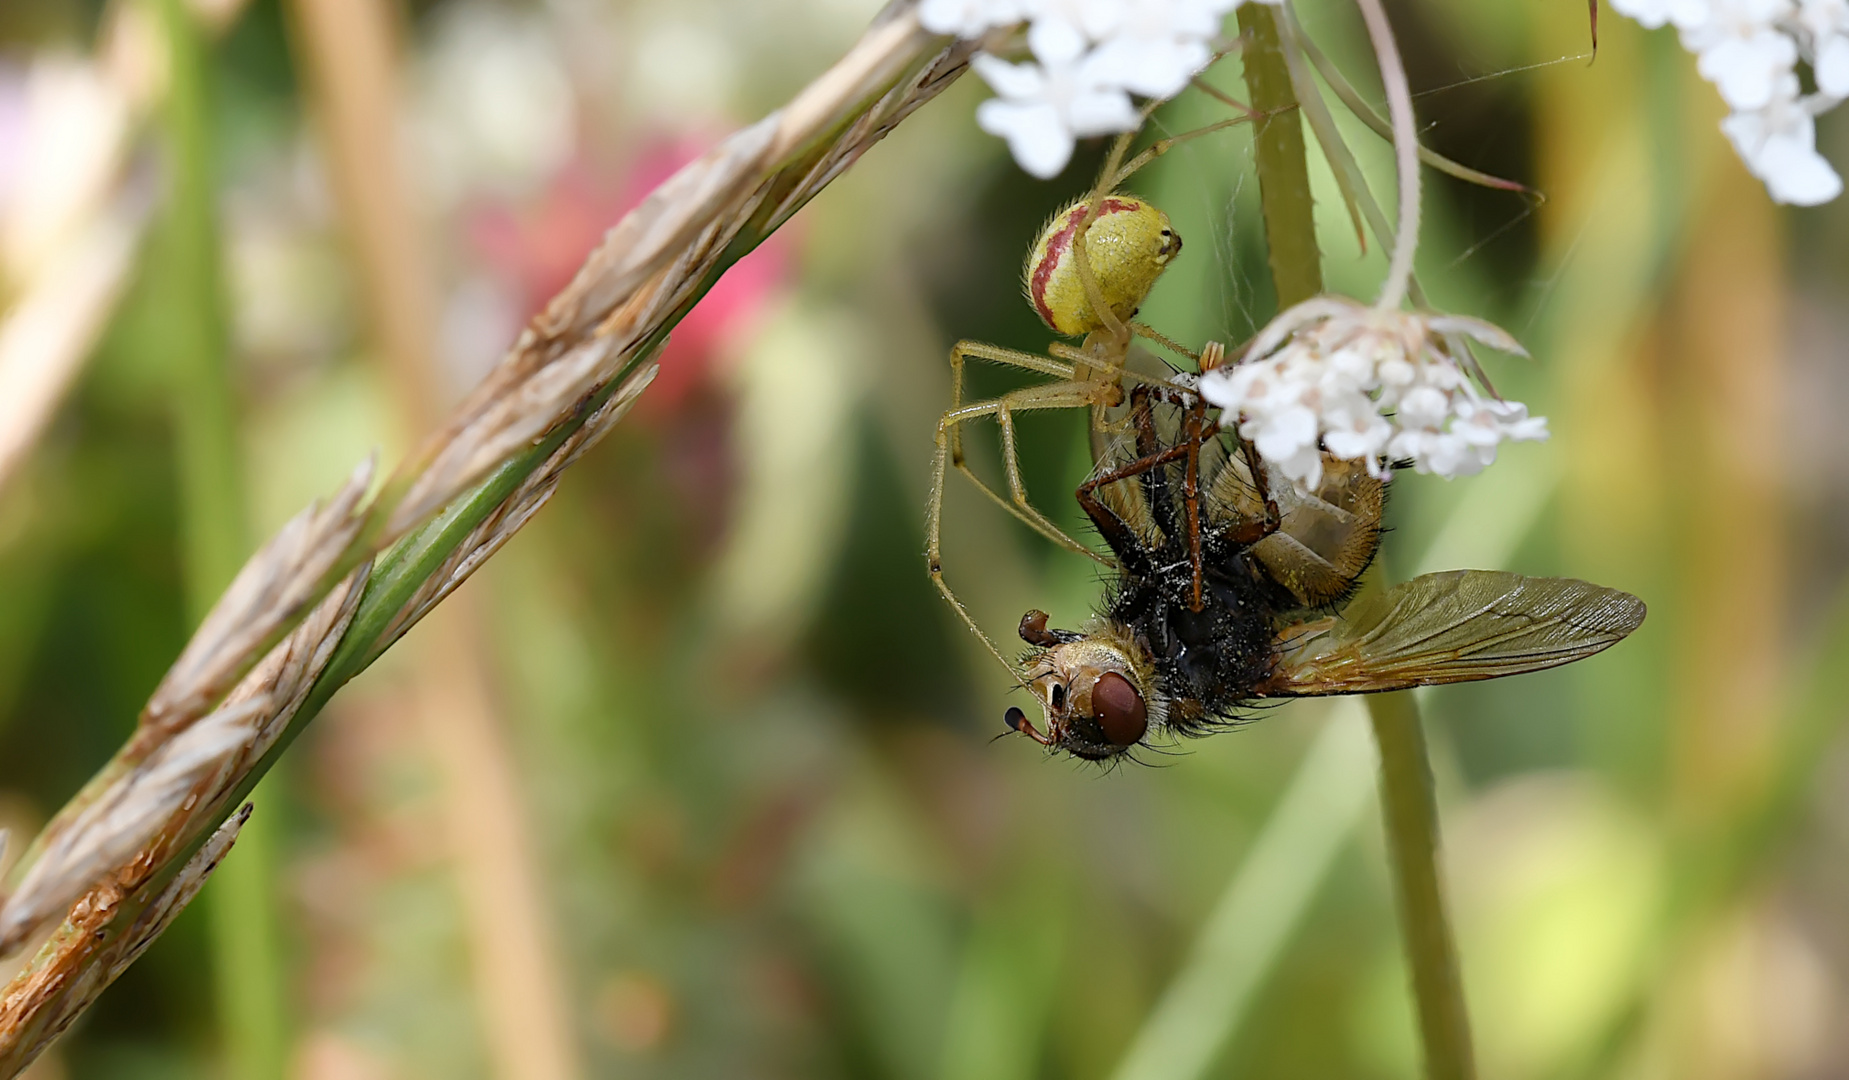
[1092,671,1147,747]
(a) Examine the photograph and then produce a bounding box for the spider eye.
[1049,683,1066,710]
[1093,672,1148,747]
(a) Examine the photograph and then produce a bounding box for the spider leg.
[1220,433,1282,545]
[928,379,1112,681]
[940,384,1109,562]
[1105,115,1253,189]
[947,339,1078,474]
[1129,321,1201,364]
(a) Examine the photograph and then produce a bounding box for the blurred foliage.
[2,0,1848,1078]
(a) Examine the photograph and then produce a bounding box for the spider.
[925,109,1253,679]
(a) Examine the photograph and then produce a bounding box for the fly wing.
[1255,570,1645,696]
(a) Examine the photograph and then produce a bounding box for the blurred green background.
[1,0,1847,1077]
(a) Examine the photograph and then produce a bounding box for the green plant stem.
[1109,710,1374,1080]
[1367,693,1475,1080]
[1238,14,1475,1076]
[155,0,287,1075]
[1235,4,1321,308]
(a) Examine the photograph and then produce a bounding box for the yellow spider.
[925,124,1237,676]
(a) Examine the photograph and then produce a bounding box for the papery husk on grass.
[0,4,971,1071]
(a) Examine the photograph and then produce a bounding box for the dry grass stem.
[0,805,251,1075]
[0,3,969,1068]
[377,362,659,660]
[0,569,369,956]
[295,0,586,1068]
[140,455,377,740]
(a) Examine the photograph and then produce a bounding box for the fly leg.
[1180,398,1220,612]
[1075,428,1200,567]
[1090,385,1221,608]
[1127,387,1179,529]
[1221,432,1281,545]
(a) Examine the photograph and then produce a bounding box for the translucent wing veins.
[1256,570,1646,696]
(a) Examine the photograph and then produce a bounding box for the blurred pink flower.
[465,136,789,417]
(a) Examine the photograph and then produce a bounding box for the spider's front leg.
[946,340,1074,473]
[934,381,1110,565]
[927,378,1102,675]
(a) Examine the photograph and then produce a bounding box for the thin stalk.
[1109,710,1375,1080]
[1236,3,1322,307]
[1240,6,1475,1077]
[1367,692,1476,1080]
[154,0,287,1076]
[1352,0,1420,310]
[1271,2,1500,392]
[1291,25,1531,194]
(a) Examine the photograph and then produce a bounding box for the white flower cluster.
[1613,0,1847,204]
[920,0,1280,177]
[1197,299,1548,489]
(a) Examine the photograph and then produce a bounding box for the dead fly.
[1003,391,1645,761]
[926,154,1645,764]
[924,197,1649,761]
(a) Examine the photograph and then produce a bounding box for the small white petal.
[1613,0,1679,28]
[1089,35,1210,98]
[1252,405,1318,460]
[1323,410,1391,458]
[1028,14,1088,65]
[1426,314,1529,355]
[1197,367,1242,408]
[1503,415,1551,442]
[971,53,1046,99]
[976,99,1076,177]
[1065,85,1140,135]
[1760,132,1844,202]
[920,0,1027,37]
[1398,385,1450,428]
[1274,444,1325,489]
[1696,30,1796,110]
[1818,34,1849,95]
[1378,356,1417,387]
[1326,346,1375,383]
